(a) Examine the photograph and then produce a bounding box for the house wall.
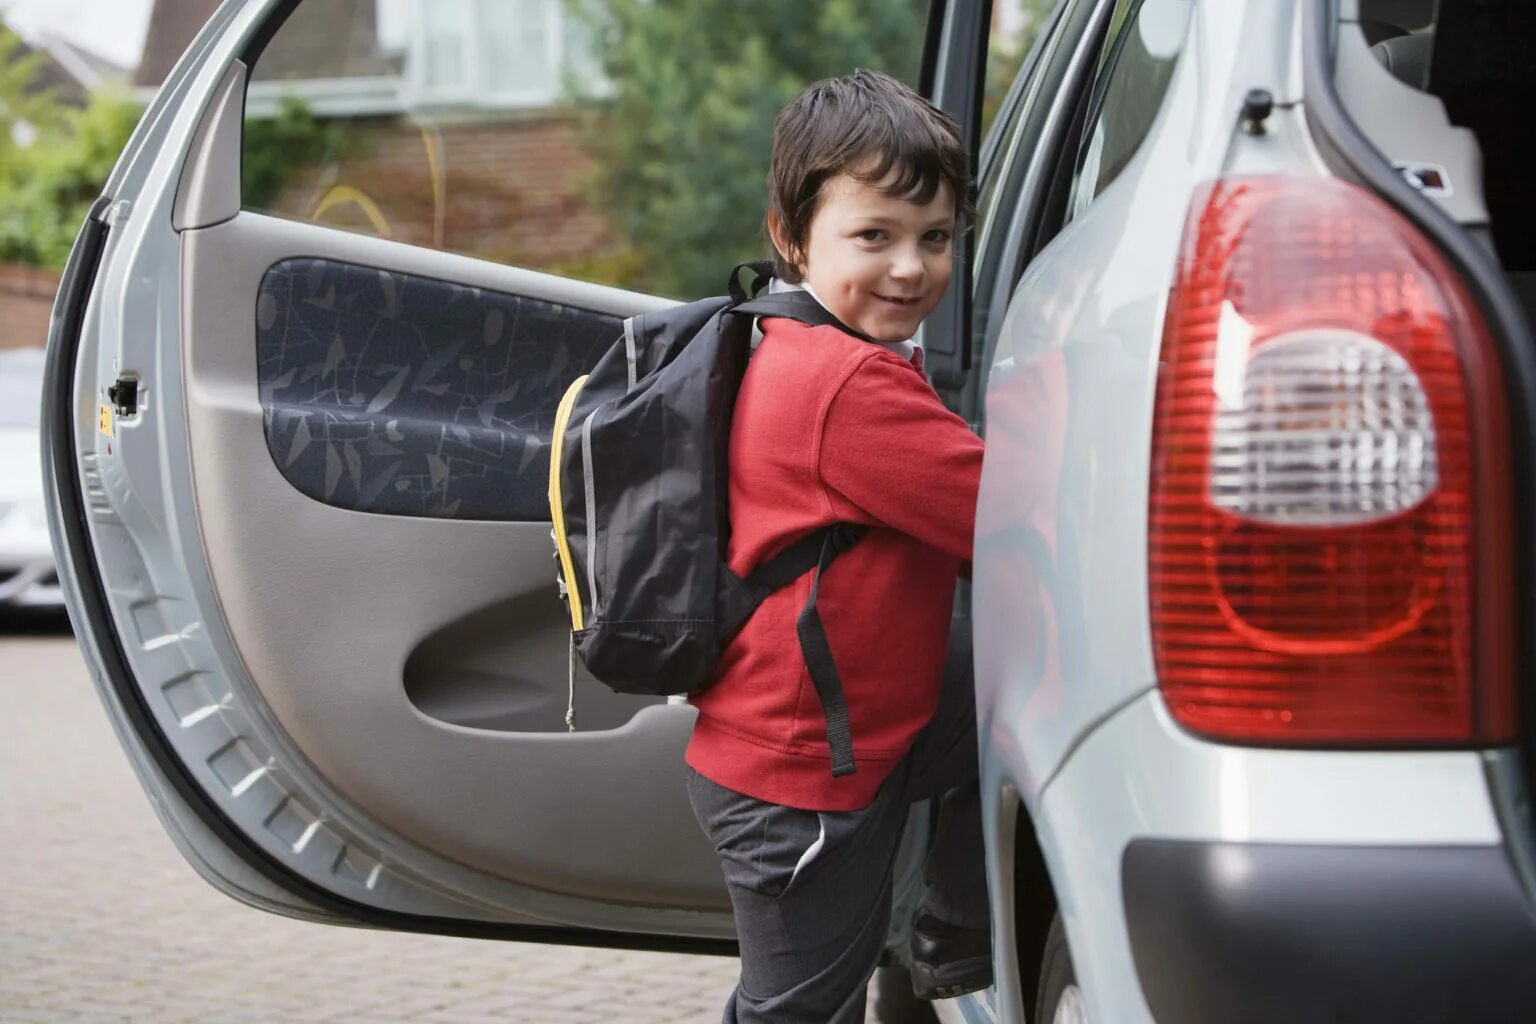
[263,111,617,279]
[0,263,60,351]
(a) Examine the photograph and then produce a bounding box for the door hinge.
[107,376,140,417]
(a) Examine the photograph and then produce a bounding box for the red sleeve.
[815,350,984,562]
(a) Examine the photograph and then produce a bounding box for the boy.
[686,70,989,1022]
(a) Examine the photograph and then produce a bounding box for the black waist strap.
[740,523,867,778]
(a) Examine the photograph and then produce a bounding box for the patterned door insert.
[256,258,621,520]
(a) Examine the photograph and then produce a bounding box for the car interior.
[1353,0,1536,318]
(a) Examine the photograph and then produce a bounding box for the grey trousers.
[686,637,988,1024]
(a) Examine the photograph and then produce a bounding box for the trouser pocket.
[686,767,824,899]
[685,768,906,1022]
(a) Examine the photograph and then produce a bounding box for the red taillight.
[1149,176,1515,746]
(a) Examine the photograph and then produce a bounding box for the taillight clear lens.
[1209,328,1439,526]
[1149,176,1515,745]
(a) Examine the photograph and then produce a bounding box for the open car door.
[42,0,990,948]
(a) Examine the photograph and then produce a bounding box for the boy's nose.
[889,248,925,282]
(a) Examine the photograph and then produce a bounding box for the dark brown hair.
[767,69,972,282]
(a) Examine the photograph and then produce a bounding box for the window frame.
[1064,0,1194,222]
[404,0,569,110]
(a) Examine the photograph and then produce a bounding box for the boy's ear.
[766,209,800,274]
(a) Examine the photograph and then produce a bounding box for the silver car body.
[967,1,1536,1021]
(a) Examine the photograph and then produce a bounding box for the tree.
[565,0,927,299]
[0,22,140,268]
[0,23,66,177]
[0,21,334,271]
[982,0,1058,136]
[241,95,351,212]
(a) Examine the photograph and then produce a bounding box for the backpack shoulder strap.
[731,292,878,345]
[728,260,776,304]
[725,259,878,343]
[740,522,864,595]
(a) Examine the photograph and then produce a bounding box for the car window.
[241,0,930,301]
[1064,0,1193,220]
[981,1,1060,143]
[971,66,1035,370]
[972,3,1072,338]
[974,61,1036,298]
[966,0,1104,418]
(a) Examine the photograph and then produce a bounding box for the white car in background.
[0,348,61,612]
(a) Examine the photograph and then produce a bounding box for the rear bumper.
[1123,839,1536,1022]
[1019,692,1524,1023]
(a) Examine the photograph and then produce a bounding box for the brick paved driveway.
[1,626,888,1023]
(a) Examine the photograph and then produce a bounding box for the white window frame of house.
[137,0,586,119]
[405,0,568,110]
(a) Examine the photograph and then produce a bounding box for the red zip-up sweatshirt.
[686,315,985,811]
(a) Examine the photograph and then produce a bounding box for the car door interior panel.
[256,257,617,520]
[182,211,729,911]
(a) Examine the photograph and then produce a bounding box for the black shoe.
[908,912,994,1001]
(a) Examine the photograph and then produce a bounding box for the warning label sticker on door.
[98,404,113,438]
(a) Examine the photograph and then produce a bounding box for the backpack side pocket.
[579,402,604,621]
[549,374,589,631]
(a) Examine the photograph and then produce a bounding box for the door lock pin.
[1241,89,1274,135]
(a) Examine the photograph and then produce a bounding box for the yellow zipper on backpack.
[549,374,589,631]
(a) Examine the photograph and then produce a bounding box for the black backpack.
[548,263,867,776]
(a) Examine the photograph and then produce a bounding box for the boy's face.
[781,172,956,344]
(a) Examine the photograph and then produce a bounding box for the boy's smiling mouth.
[873,293,922,306]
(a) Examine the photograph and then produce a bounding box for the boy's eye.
[924,229,954,245]
[856,228,886,242]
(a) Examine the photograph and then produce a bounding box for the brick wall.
[0,263,60,351]
[264,111,619,277]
